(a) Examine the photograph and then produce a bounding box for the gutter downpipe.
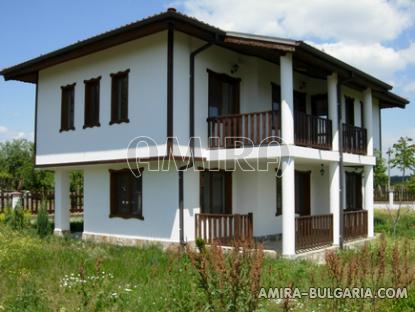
[179,41,214,246]
[337,75,353,250]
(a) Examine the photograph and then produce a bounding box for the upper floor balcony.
[207,110,367,154]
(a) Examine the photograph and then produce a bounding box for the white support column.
[363,88,373,156]
[328,73,339,151]
[329,162,340,245]
[54,170,70,236]
[282,156,295,256]
[280,53,294,145]
[364,165,374,238]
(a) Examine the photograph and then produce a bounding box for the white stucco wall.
[83,164,199,243]
[230,162,330,237]
[372,100,381,151]
[36,29,382,166]
[232,167,281,237]
[37,32,168,166]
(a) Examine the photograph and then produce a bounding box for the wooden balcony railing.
[295,214,333,251]
[207,111,279,148]
[195,213,253,244]
[342,124,367,155]
[344,210,368,241]
[294,111,332,150]
[207,110,332,150]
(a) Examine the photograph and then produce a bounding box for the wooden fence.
[374,188,415,202]
[0,191,83,214]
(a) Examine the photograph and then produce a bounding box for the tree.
[374,149,388,191]
[0,139,53,192]
[389,137,415,236]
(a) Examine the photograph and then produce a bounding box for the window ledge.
[83,123,101,129]
[59,127,75,133]
[109,213,144,220]
[109,118,130,125]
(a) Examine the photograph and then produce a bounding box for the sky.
[0,0,414,158]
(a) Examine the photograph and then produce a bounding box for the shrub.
[5,203,28,230]
[36,201,50,238]
[186,240,264,312]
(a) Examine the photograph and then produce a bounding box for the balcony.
[207,110,332,150]
[295,214,333,251]
[195,213,253,245]
[342,124,367,155]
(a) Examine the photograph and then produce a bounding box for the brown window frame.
[207,69,240,118]
[110,69,130,125]
[60,83,76,132]
[109,168,144,220]
[83,76,101,129]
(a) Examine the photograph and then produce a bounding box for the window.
[345,96,355,125]
[109,169,143,219]
[110,69,129,124]
[83,77,101,128]
[200,171,232,214]
[60,83,75,132]
[311,94,328,119]
[276,170,282,216]
[208,69,240,117]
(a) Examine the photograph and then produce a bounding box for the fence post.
[389,191,394,209]
[11,191,22,209]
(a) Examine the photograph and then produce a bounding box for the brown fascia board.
[373,90,409,109]
[0,10,225,83]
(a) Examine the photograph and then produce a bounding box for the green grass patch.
[0,210,413,311]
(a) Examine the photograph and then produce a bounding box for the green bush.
[5,203,28,230]
[36,201,50,238]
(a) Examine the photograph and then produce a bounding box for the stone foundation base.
[54,229,71,236]
[82,232,191,250]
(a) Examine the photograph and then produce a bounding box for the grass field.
[0,209,414,311]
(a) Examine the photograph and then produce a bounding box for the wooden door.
[200,171,232,214]
[346,172,362,211]
[295,170,311,216]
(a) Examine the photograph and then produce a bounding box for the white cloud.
[400,43,415,65]
[403,81,415,94]
[175,0,415,86]
[310,42,406,84]
[0,126,33,142]
[176,0,411,43]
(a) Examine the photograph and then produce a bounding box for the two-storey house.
[1,9,408,256]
